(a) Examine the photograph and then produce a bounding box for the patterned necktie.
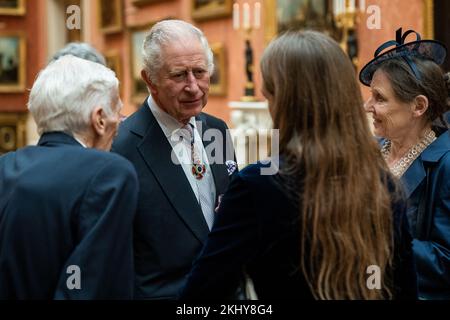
[184,123,215,230]
[185,123,206,180]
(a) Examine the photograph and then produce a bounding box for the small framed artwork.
[209,42,227,96]
[105,50,124,97]
[265,0,336,43]
[132,0,173,6]
[0,0,26,16]
[129,24,153,104]
[0,112,27,155]
[0,31,26,93]
[98,0,123,34]
[192,0,233,22]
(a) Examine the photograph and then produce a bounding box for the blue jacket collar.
[401,129,450,198]
[38,132,82,147]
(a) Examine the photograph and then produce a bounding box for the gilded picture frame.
[105,50,124,97]
[264,0,335,44]
[209,42,227,96]
[192,0,233,22]
[0,112,27,155]
[129,24,153,104]
[132,0,174,6]
[0,31,26,93]
[98,0,123,34]
[0,0,26,16]
[423,0,434,39]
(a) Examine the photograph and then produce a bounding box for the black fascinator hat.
[359,28,447,86]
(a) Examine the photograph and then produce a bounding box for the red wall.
[0,0,47,112]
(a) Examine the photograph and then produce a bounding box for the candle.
[349,0,355,12]
[333,0,338,16]
[254,2,261,29]
[340,0,345,14]
[233,3,239,30]
[243,2,250,30]
[360,0,366,12]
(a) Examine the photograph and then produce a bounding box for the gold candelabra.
[334,0,362,68]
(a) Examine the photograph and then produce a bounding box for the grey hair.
[142,19,214,84]
[28,55,119,136]
[49,42,106,66]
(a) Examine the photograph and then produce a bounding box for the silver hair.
[28,55,119,136]
[142,19,214,84]
[49,42,106,66]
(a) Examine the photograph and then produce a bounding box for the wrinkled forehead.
[371,68,388,83]
[370,69,397,96]
[161,40,208,68]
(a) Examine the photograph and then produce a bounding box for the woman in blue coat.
[360,28,450,299]
[179,31,417,300]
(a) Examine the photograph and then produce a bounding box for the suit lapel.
[136,105,209,244]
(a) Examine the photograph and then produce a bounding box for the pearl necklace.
[381,129,436,178]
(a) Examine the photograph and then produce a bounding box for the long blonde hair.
[260,31,394,299]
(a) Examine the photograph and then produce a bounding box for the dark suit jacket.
[400,128,450,299]
[112,100,236,299]
[0,132,139,299]
[179,161,418,300]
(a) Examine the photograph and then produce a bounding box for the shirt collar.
[73,135,87,148]
[147,96,196,139]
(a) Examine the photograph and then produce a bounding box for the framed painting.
[0,31,26,93]
[98,0,123,34]
[209,43,227,96]
[0,0,26,16]
[265,0,336,43]
[129,24,153,104]
[0,112,27,155]
[132,0,174,6]
[105,50,124,97]
[192,0,233,22]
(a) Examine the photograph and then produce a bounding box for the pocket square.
[225,160,237,176]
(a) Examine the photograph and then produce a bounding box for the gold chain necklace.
[381,129,436,178]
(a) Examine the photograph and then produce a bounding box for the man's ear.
[141,70,157,95]
[91,106,106,136]
[412,95,429,118]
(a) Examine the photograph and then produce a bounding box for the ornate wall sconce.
[333,0,364,68]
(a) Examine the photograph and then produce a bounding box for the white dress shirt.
[147,96,216,229]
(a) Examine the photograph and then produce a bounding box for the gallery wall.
[0,0,432,151]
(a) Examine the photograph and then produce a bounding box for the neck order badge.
[187,124,206,180]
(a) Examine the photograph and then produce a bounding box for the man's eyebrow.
[168,66,208,74]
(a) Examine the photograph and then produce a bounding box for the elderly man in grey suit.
[112,19,237,299]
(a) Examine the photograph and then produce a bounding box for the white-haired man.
[112,20,237,299]
[0,55,138,299]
